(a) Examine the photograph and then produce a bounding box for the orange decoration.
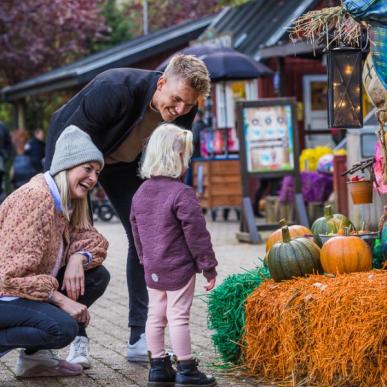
[320,232,372,274]
[265,219,312,253]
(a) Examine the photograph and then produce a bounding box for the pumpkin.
[265,218,312,252]
[311,205,355,246]
[267,226,322,282]
[320,228,372,274]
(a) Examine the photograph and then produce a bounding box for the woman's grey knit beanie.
[50,125,104,176]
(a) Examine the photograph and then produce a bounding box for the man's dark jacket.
[45,68,196,169]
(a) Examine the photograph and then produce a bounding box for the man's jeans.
[99,160,148,328]
[0,266,110,353]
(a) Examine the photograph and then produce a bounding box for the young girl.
[130,124,218,387]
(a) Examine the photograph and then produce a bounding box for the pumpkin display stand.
[243,271,386,386]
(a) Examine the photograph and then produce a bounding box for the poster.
[242,104,294,173]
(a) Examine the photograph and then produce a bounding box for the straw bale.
[244,270,387,386]
[207,266,270,363]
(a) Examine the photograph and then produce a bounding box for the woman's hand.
[62,254,86,301]
[50,291,90,326]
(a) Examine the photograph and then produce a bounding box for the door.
[303,75,334,148]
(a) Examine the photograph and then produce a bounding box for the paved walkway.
[0,215,270,386]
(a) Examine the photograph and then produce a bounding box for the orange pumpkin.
[320,230,372,274]
[265,219,312,253]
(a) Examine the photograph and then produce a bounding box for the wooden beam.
[256,41,323,60]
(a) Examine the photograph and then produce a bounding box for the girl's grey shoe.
[175,359,217,387]
[148,354,176,387]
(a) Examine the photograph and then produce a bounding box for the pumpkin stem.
[279,218,287,227]
[324,205,333,219]
[281,226,291,243]
[344,227,350,236]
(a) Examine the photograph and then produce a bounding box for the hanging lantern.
[327,48,363,128]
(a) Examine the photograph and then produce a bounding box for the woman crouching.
[0,125,110,377]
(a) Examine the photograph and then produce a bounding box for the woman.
[0,125,110,377]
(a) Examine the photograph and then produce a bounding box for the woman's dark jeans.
[0,265,110,353]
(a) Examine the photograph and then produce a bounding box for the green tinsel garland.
[207,266,270,363]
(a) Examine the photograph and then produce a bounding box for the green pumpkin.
[311,205,355,246]
[267,226,322,282]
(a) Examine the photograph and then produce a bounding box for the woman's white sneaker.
[66,336,91,369]
[15,349,83,377]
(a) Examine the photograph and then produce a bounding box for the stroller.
[90,183,116,222]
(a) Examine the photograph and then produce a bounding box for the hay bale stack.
[207,266,270,363]
[244,271,387,386]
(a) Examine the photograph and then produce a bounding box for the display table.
[193,157,242,216]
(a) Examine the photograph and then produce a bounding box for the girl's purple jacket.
[130,176,218,290]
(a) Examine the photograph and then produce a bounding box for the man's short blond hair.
[164,54,211,97]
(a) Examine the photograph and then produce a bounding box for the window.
[215,80,258,128]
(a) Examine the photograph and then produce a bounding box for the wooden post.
[16,101,26,129]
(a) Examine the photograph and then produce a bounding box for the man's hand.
[50,291,90,326]
[204,277,216,291]
[62,254,86,301]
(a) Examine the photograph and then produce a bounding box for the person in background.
[0,125,110,376]
[10,128,29,156]
[25,128,46,172]
[0,122,12,201]
[192,109,206,158]
[130,124,218,387]
[184,110,206,186]
[44,54,211,361]
[10,145,37,190]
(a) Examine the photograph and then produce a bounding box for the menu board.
[242,104,295,173]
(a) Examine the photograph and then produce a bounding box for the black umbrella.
[199,50,273,80]
[156,45,273,80]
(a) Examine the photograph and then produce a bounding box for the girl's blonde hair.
[54,171,91,229]
[140,123,193,179]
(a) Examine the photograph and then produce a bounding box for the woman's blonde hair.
[140,123,193,179]
[54,171,91,229]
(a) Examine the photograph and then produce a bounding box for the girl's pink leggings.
[146,276,196,360]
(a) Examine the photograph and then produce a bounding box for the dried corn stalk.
[289,6,367,51]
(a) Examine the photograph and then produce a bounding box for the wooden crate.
[193,159,242,210]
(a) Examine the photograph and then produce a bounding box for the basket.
[347,180,373,204]
[318,232,379,249]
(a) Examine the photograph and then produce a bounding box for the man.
[24,128,46,172]
[192,109,206,158]
[45,54,211,362]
